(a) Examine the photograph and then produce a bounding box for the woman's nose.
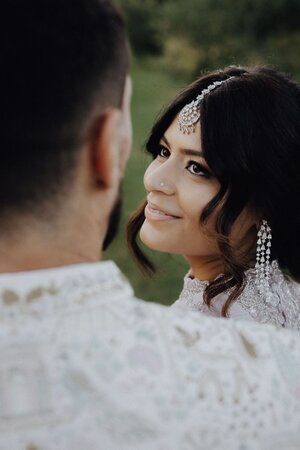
[144,162,175,195]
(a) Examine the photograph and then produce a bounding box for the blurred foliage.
[116,0,163,55]
[116,0,300,77]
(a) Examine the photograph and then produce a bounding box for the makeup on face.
[140,116,220,258]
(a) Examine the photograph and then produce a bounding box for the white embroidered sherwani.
[0,260,299,450]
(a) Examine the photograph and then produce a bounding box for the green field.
[104,59,189,305]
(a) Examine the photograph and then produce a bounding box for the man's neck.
[0,245,102,273]
[0,216,104,273]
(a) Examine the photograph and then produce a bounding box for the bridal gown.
[173,261,300,330]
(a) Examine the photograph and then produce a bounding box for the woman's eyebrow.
[161,135,204,158]
[181,149,204,157]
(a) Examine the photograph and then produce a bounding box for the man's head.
[0,0,131,259]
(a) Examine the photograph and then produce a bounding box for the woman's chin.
[139,234,163,253]
[140,223,173,253]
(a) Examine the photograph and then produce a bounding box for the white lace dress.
[173,261,300,330]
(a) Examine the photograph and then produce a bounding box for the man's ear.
[89,108,122,189]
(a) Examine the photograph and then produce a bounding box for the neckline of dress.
[0,260,133,318]
[183,260,279,293]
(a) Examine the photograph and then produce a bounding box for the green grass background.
[104,59,189,305]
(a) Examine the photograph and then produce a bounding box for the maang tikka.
[178,76,235,134]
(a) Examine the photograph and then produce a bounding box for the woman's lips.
[145,202,181,222]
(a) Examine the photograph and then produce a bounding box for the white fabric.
[0,260,299,449]
[173,260,300,330]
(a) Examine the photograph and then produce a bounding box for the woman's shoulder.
[173,270,259,321]
[173,262,300,330]
[237,261,300,330]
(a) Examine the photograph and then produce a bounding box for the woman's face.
[140,116,221,259]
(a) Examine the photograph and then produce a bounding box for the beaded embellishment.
[255,220,272,299]
[174,260,300,330]
[178,77,235,134]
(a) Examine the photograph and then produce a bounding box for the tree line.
[117,0,300,78]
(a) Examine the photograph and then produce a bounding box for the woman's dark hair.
[127,66,300,316]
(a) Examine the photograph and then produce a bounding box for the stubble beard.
[102,185,123,251]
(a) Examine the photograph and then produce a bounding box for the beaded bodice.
[174,261,300,330]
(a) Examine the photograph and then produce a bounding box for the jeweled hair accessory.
[178,76,235,134]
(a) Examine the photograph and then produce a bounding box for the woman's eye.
[187,161,210,177]
[158,146,170,158]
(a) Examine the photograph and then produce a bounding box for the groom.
[0,1,299,449]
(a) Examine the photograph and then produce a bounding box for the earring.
[159,181,166,187]
[255,219,272,294]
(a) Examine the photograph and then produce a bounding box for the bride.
[127,66,300,330]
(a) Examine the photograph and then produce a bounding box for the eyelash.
[157,146,211,178]
[158,146,170,159]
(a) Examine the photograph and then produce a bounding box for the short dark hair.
[127,66,300,316]
[1,0,128,217]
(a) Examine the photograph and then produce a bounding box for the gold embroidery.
[240,333,257,358]
[46,285,59,296]
[2,290,19,304]
[26,285,59,303]
[26,288,44,303]
[176,326,201,346]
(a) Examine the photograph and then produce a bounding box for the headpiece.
[178,76,235,134]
